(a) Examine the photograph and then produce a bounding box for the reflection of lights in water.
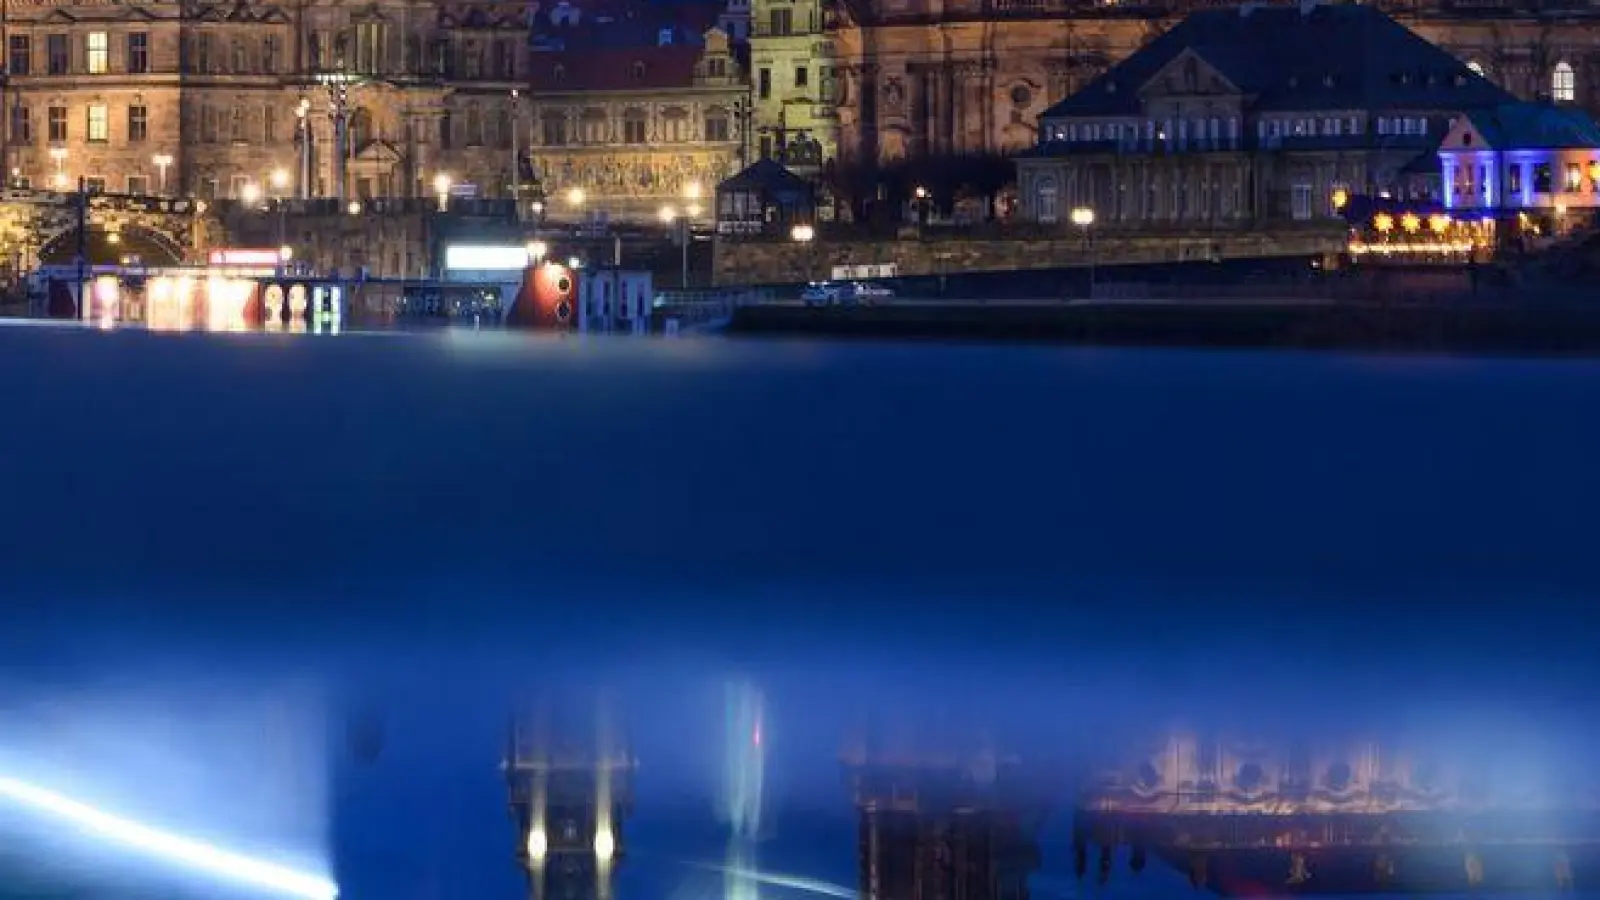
[721,682,766,837]
[594,825,615,862]
[724,837,760,900]
[0,776,338,900]
[264,285,285,328]
[691,853,857,899]
[526,826,547,862]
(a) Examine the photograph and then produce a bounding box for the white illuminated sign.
[208,248,281,267]
[445,245,529,271]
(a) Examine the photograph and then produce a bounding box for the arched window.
[1554,61,1576,102]
[1036,176,1059,223]
[1467,60,1486,77]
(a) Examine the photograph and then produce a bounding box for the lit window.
[1467,60,1485,77]
[86,31,108,74]
[86,104,108,142]
[1554,61,1576,102]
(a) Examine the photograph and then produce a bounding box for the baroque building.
[524,0,749,223]
[1014,2,1513,225]
[749,0,839,173]
[828,0,1600,169]
[0,0,753,222]
[0,0,540,203]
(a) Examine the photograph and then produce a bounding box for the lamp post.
[294,97,312,199]
[1070,206,1096,298]
[434,172,452,211]
[315,67,367,203]
[660,204,688,289]
[526,240,547,267]
[791,222,816,283]
[270,167,290,256]
[151,153,173,195]
[509,88,523,220]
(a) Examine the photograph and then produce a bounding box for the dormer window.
[658,27,673,45]
[552,63,565,82]
[631,61,646,79]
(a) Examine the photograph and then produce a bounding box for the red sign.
[208,248,280,267]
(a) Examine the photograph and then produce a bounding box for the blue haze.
[0,326,1599,899]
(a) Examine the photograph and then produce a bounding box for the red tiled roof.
[527,45,704,92]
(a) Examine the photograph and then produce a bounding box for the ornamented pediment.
[118,5,158,20]
[39,9,81,24]
[354,140,404,164]
[1138,48,1242,100]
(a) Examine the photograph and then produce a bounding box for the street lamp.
[240,182,262,206]
[347,200,362,216]
[269,167,290,260]
[791,223,816,283]
[433,172,452,211]
[526,240,547,266]
[1070,206,1096,298]
[152,153,173,195]
[566,186,585,219]
[661,206,689,288]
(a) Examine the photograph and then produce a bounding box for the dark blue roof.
[1462,102,1600,151]
[1042,2,1515,120]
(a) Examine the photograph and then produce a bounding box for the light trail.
[0,776,338,900]
[691,859,858,898]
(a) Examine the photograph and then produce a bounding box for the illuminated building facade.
[1437,101,1600,213]
[748,0,838,173]
[844,741,1045,900]
[1014,3,1512,226]
[505,703,634,900]
[1076,733,1600,895]
[827,0,1600,170]
[523,0,749,225]
[0,0,535,203]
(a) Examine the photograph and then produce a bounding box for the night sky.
[2,324,1599,899]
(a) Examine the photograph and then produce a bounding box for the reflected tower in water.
[505,697,636,900]
[844,733,1045,900]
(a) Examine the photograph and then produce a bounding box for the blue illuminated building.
[1438,102,1600,214]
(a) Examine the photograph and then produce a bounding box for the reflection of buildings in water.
[506,699,636,900]
[1078,733,1600,895]
[845,741,1044,900]
[721,681,766,838]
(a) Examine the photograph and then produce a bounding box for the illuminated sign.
[445,245,528,271]
[208,248,281,267]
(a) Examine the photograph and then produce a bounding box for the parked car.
[801,282,854,306]
[851,282,895,303]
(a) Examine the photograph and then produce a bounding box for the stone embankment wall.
[713,226,1348,286]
